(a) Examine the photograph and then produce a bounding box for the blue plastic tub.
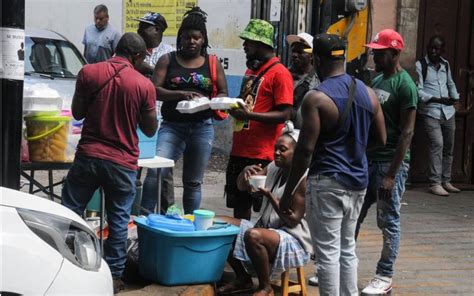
[134,216,240,286]
[137,128,157,159]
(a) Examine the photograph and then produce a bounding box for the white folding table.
[137,156,175,215]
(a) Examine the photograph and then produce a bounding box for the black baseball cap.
[135,12,168,31]
[308,33,346,59]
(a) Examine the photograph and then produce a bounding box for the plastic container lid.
[135,216,239,237]
[209,97,244,110]
[193,209,215,218]
[146,214,195,232]
[24,115,71,122]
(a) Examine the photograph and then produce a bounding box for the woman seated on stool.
[217,122,313,296]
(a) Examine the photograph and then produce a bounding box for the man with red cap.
[356,29,418,295]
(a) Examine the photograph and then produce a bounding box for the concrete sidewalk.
[119,169,473,295]
[22,166,474,295]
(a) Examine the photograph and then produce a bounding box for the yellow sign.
[124,0,197,36]
[326,8,368,62]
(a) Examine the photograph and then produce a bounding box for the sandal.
[216,279,254,295]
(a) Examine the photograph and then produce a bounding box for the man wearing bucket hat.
[62,33,157,293]
[279,33,386,296]
[286,32,319,129]
[356,29,418,296]
[225,19,293,221]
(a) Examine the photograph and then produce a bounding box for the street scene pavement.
[21,154,474,295]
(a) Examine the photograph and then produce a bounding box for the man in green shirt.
[357,29,418,296]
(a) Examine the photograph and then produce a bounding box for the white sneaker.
[361,275,392,295]
[308,275,318,286]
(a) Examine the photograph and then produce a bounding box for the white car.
[0,187,113,295]
[24,28,87,111]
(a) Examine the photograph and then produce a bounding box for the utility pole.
[1,0,25,189]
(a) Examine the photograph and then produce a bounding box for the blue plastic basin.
[134,216,240,286]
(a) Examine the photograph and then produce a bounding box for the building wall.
[397,0,420,74]
[369,0,420,74]
[372,0,398,33]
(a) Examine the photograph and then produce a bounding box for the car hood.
[0,187,89,228]
[24,75,76,110]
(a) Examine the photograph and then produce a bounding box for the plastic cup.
[193,209,215,231]
[249,175,267,190]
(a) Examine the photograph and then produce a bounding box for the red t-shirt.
[75,56,156,170]
[231,57,293,160]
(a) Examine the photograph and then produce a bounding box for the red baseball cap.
[365,29,404,51]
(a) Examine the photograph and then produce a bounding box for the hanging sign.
[0,28,25,80]
[124,0,197,36]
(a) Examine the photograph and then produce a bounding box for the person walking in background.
[136,11,176,213]
[225,19,293,221]
[140,7,228,214]
[82,4,121,64]
[416,35,461,196]
[286,32,319,129]
[62,33,157,293]
[280,33,386,296]
[356,29,418,296]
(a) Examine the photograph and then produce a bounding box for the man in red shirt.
[61,32,157,293]
[226,19,293,220]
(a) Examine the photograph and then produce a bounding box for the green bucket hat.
[239,19,274,48]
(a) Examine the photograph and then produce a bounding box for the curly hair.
[176,6,209,56]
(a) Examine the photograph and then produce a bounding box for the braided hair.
[176,6,209,56]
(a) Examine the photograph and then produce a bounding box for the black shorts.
[225,156,270,211]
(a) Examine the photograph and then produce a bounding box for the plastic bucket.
[25,115,71,162]
[193,210,215,231]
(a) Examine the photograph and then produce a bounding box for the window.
[25,36,85,78]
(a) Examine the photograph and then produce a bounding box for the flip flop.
[216,280,254,295]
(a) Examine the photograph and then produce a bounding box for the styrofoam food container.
[209,97,245,110]
[249,175,267,190]
[176,97,211,114]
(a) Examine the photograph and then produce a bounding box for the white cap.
[286,32,314,50]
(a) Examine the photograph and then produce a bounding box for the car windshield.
[24,36,85,78]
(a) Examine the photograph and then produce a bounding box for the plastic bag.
[165,204,183,217]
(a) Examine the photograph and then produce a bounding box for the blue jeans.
[306,175,366,296]
[356,161,409,277]
[61,155,137,278]
[141,119,214,214]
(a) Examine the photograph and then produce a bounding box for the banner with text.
[124,0,197,36]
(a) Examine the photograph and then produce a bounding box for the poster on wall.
[124,0,197,36]
[0,28,25,81]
